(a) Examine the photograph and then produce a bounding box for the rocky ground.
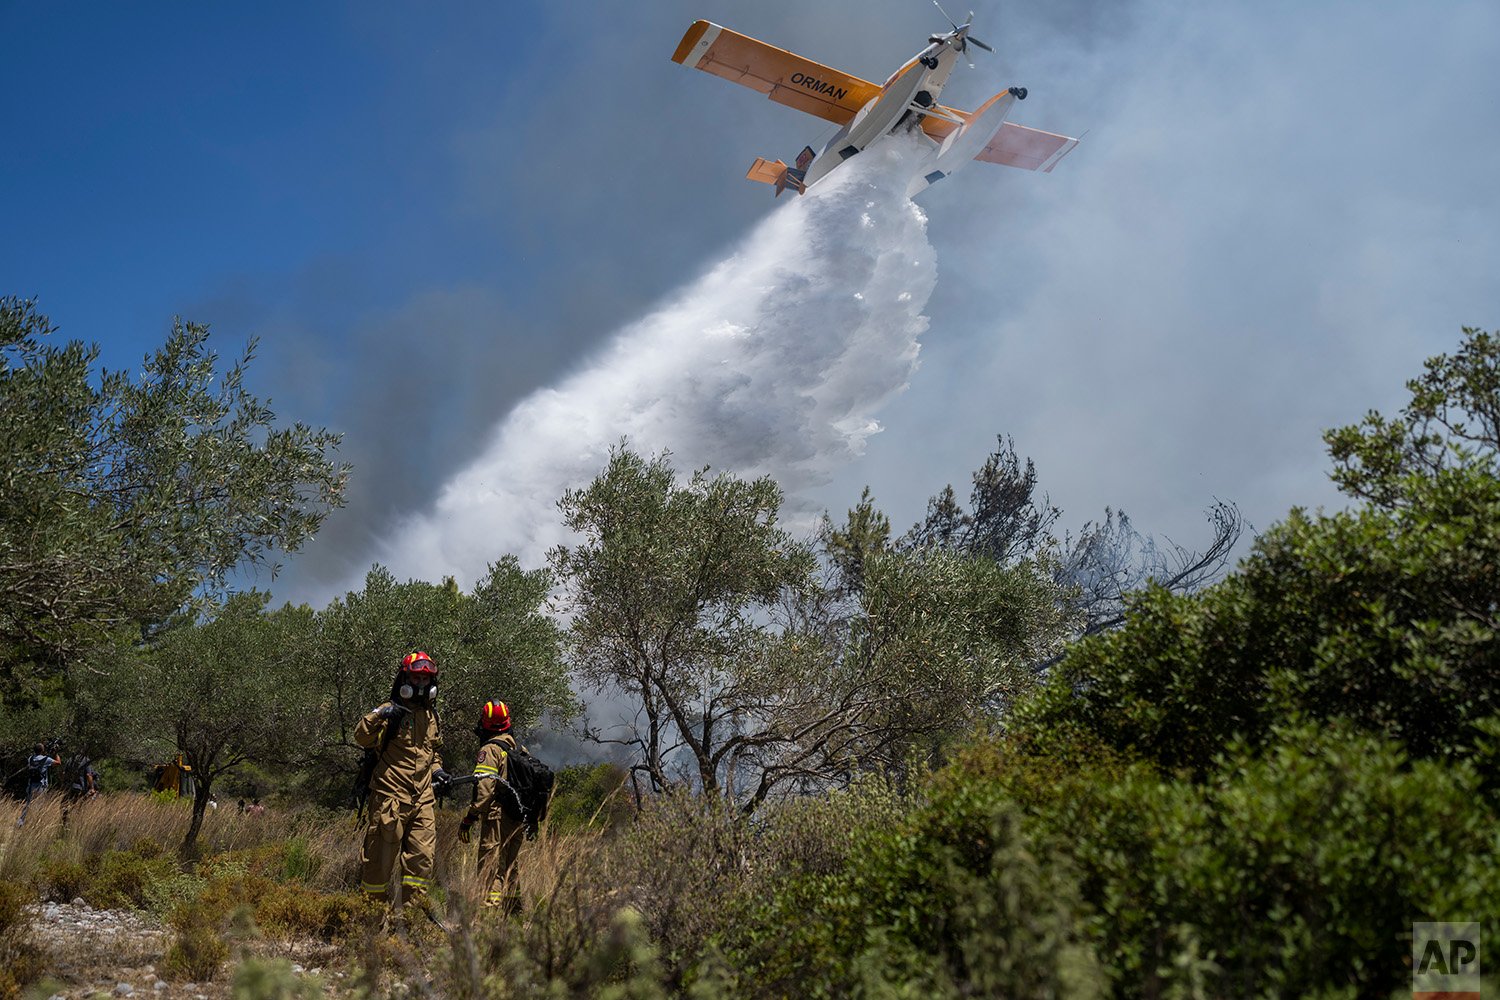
[25,899,345,999]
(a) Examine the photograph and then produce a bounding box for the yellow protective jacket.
[465,733,518,824]
[354,701,441,806]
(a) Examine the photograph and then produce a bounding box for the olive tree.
[553,447,817,801]
[784,508,1074,801]
[304,562,574,806]
[126,592,318,853]
[0,298,348,698]
[554,447,1075,812]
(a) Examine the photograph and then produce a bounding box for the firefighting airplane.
[671,8,1078,198]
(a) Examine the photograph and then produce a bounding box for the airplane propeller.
[931,0,993,66]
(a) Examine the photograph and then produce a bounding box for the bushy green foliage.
[230,957,325,1000]
[0,879,45,999]
[604,793,754,988]
[280,836,318,883]
[453,905,684,1000]
[200,838,319,884]
[89,848,182,910]
[1019,330,1500,771]
[547,762,632,834]
[747,776,906,880]
[304,561,574,807]
[254,887,368,941]
[554,446,819,800]
[163,895,231,981]
[0,297,347,695]
[181,870,369,945]
[37,843,197,913]
[1018,726,1500,997]
[37,855,88,902]
[726,763,1101,999]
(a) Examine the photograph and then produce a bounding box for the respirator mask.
[398,676,438,704]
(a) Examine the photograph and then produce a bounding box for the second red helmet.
[479,700,512,733]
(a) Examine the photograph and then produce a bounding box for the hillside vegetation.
[3,299,1496,996]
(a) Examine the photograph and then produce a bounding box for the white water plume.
[377,135,938,582]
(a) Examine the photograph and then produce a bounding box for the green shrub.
[0,879,46,997]
[311,891,373,941]
[163,897,230,981]
[38,856,87,902]
[256,886,367,941]
[748,776,906,881]
[547,763,632,834]
[87,848,194,912]
[230,957,323,1000]
[1021,725,1500,997]
[130,836,165,859]
[89,850,155,909]
[726,770,1100,999]
[280,836,319,883]
[1017,451,1500,775]
[608,793,752,987]
[452,904,678,1000]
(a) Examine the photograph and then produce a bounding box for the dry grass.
[0,792,366,890]
[0,790,602,911]
[0,790,634,995]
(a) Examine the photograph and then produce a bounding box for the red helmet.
[401,651,437,677]
[479,700,512,734]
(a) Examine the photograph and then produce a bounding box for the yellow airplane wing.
[975,122,1079,172]
[921,108,1079,173]
[672,20,882,126]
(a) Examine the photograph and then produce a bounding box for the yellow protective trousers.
[477,814,526,911]
[360,790,436,903]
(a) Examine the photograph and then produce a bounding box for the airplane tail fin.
[746,157,808,197]
[746,158,788,184]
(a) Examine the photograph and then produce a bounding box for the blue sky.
[6,5,538,351]
[5,1,1498,602]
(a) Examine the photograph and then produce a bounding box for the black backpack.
[65,755,92,793]
[497,746,554,838]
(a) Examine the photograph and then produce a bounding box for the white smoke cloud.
[375,134,939,583]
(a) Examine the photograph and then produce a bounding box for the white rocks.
[113,983,135,996]
[152,982,168,992]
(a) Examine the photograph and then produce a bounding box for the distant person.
[17,742,61,827]
[60,753,99,827]
[354,651,447,919]
[66,754,98,801]
[247,797,265,817]
[237,798,247,815]
[458,700,525,913]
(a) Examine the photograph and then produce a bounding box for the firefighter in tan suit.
[355,651,448,910]
[458,700,526,913]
